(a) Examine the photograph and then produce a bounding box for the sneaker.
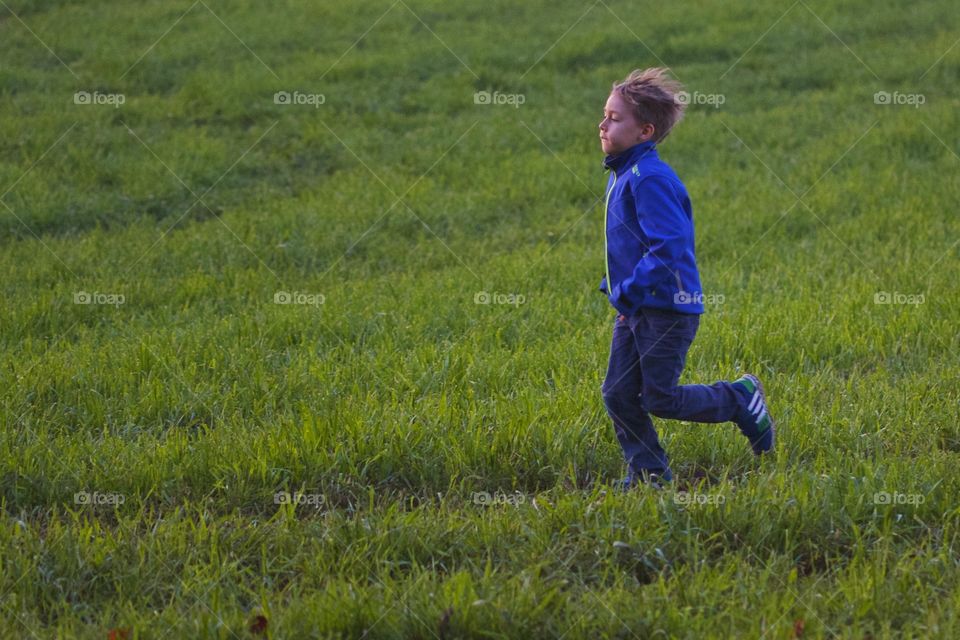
[733,374,775,455]
[617,467,673,492]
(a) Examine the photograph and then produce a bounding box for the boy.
[597,68,775,490]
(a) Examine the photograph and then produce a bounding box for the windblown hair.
[611,68,686,142]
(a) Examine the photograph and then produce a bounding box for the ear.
[637,123,655,141]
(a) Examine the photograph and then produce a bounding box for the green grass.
[1,0,959,637]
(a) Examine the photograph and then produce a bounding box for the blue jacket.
[599,140,704,315]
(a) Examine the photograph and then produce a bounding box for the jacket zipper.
[603,171,618,296]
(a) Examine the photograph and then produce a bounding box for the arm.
[619,175,692,299]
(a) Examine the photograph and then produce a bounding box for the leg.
[601,314,670,472]
[629,308,745,424]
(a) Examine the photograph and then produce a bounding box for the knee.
[601,387,638,411]
[601,388,621,408]
[642,388,681,418]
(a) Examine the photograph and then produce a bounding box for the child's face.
[598,92,653,155]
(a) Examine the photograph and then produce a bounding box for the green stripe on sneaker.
[735,376,756,394]
[757,414,772,432]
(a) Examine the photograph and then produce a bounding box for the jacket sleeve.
[619,175,691,299]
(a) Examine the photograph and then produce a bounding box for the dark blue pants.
[601,308,745,473]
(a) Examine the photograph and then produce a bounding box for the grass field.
[2,0,959,637]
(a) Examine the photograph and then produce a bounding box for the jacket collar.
[603,140,657,173]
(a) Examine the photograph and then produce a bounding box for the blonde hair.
[611,68,686,142]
